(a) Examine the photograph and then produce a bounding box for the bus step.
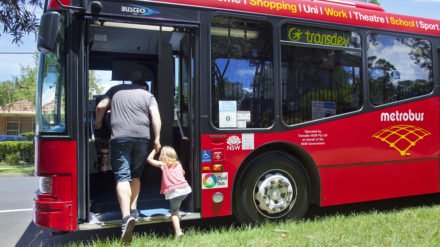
[80,211,201,230]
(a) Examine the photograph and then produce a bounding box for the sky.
[0,0,439,82]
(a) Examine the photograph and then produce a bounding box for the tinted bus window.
[367,34,433,106]
[37,17,66,134]
[281,24,362,125]
[211,16,274,129]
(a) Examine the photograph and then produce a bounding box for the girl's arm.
[147,149,163,168]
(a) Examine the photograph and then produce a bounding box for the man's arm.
[94,97,110,129]
[149,105,162,152]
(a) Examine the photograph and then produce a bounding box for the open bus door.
[436,46,440,177]
[83,20,199,229]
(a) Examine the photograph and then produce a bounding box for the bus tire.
[234,152,309,224]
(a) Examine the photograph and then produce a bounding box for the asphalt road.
[0,175,36,247]
[1,175,440,246]
[0,175,123,247]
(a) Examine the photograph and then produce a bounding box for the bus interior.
[86,20,196,225]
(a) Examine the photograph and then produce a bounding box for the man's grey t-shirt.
[104,84,158,140]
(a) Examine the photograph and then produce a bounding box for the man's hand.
[153,139,161,152]
[94,121,102,130]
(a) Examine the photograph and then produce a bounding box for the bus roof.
[141,0,440,36]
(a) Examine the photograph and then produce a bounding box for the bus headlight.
[39,176,53,194]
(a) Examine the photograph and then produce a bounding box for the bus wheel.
[235,152,309,224]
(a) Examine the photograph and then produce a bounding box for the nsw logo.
[121,5,160,16]
[226,135,241,151]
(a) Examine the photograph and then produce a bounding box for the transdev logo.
[202,173,228,189]
[121,5,160,16]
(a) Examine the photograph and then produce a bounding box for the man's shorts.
[110,137,149,182]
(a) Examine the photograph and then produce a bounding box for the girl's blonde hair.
[159,146,179,166]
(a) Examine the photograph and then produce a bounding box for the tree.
[89,71,104,99]
[0,52,103,107]
[368,0,380,5]
[13,60,37,105]
[0,80,19,107]
[1,0,42,44]
[0,53,38,107]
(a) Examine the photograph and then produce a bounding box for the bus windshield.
[36,16,66,134]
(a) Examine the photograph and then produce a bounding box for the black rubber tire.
[234,151,309,224]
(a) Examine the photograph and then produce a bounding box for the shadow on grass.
[306,193,440,220]
[21,193,440,246]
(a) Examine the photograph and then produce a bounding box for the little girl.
[147,146,192,238]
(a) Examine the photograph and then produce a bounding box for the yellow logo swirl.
[372,125,431,156]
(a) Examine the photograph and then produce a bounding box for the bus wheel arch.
[232,143,320,224]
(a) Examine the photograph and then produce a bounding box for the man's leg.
[130,138,149,216]
[116,181,132,218]
[130,178,140,211]
[111,138,136,243]
[117,180,136,244]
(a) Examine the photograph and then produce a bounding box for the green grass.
[74,204,440,247]
[0,163,34,175]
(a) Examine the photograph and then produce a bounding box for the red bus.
[35,0,440,232]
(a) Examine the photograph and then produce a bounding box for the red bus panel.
[200,97,440,217]
[34,140,78,231]
[47,0,71,9]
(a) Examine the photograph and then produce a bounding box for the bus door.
[437,45,440,182]
[84,20,198,228]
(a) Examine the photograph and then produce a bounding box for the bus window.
[173,54,190,135]
[367,34,433,105]
[36,16,66,134]
[211,15,274,129]
[281,24,362,125]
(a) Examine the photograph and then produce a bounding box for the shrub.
[20,132,35,141]
[0,141,34,164]
[5,153,20,165]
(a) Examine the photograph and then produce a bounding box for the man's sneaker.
[130,209,139,219]
[121,216,136,244]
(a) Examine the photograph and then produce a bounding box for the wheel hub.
[254,173,295,215]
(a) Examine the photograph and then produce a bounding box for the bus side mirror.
[38,11,61,54]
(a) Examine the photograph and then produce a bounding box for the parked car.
[0,135,27,142]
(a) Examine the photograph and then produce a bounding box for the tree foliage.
[0,0,42,44]
[89,71,104,99]
[0,53,103,107]
[0,53,38,107]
